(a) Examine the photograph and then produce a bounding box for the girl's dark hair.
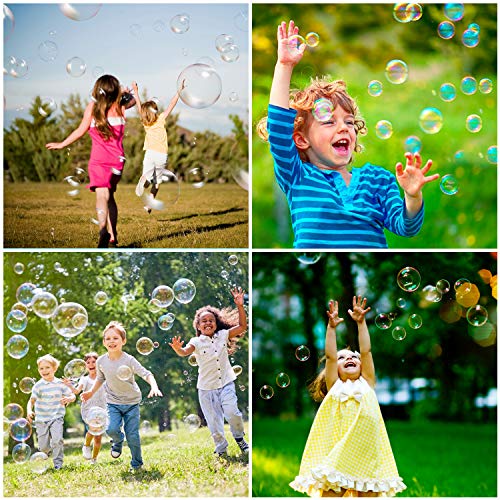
[91,74,122,141]
[192,305,240,336]
[84,352,99,361]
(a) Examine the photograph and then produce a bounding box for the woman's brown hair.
[91,74,122,141]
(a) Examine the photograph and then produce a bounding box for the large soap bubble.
[397,266,421,292]
[136,337,154,355]
[6,335,29,359]
[84,406,109,436]
[32,291,58,318]
[64,359,86,379]
[51,302,88,338]
[19,377,36,394]
[151,285,174,307]
[419,108,443,134]
[184,414,201,432]
[6,309,28,333]
[4,403,24,421]
[10,418,32,442]
[12,443,31,463]
[16,282,37,306]
[30,451,49,474]
[59,4,102,21]
[3,5,15,42]
[173,278,196,304]
[177,64,222,109]
[385,59,408,84]
[116,365,132,381]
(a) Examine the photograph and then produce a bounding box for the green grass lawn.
[252,417,497,497]
[4,183,248,249]
[4,424,249,496]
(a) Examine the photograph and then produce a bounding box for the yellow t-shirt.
[143,113,168,154]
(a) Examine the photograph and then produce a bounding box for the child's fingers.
[414,152,422,169]
[420,159,433,174]
[424,173,440,184]
[395,162,404,177]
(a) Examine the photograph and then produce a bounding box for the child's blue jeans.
[107,403,142,468]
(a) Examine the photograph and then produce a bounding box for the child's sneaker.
[90,458,97,465]
[111,449,122,459]
[82,445,92,460]
[144,206,152,214]
[235,438,249,453]
[135,175,148,197]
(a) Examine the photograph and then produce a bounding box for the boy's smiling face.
[37,360,56,381]
[103,327,126,353]
[294,105,357,170]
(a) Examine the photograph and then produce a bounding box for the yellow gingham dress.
[290,377,406,497]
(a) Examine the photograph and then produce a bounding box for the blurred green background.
[252,251,497,496]
[252,3,497,248]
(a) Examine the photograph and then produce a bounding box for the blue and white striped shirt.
[267,104,424,248]
[32,377,73,423]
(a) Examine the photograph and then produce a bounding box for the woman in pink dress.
[46,74,135,247]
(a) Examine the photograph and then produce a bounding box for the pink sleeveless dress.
[87,116,126,192]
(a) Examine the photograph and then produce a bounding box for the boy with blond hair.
[81,321,162,472]
[27,354,76,470]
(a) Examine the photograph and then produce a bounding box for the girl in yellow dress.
[290,296,406,497]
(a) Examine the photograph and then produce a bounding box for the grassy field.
[252,418,497,497]
[4,424,249,497]
[4,183,248,249]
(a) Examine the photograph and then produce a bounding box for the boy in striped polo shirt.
[259,20,439,249]
[27,354,76,470]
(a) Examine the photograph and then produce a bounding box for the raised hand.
[231,286,245,306]
[147,387,163,398]
[168,335,184,353]
[277,20,306,66]
[348,295,371,324]
[395,152,439,197]
[327,300,344,328]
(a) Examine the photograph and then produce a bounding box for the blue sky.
[3,3,249,135]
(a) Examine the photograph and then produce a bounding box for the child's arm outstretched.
[270,20,306,108]
[80,379,104,402]
[145,374,163,398]
[169,336,195,357]
[325,300,344,392]
[395,152,439,217]
[162,79,185,118]
[131,81,142,115]
[45,101,93,150]
[348,295,375,387]
[228,286,247,339]
[26,397,36,423]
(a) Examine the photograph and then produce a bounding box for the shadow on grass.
[164,207,246,223]
[120,465,164,483]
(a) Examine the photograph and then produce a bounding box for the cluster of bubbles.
[287,30,321,54]
[393,3,423,23]
[3,403,36,465]
[215,34,240,63]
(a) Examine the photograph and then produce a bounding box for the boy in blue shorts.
[258,20,439,249]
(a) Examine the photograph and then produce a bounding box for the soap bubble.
[63,359,86,379]
[461,76,477,95]
[151,285,174,308]
[177,64,222,109]
[385,59,408,84]
[436,279,451,294]
[6,335,29,359]
[228,255,239,266]
[38,97,57,117]
[296,253,321,265]
[38,41,58,62]
[173,279,196,304]
[229,92,239,102]
[94,291,108,305]
[404,135,422,154]
[295,345,310,361]
[466,305,488,326]
[188,354,198,367]
[419,108,443,134]
[116,365,132,381]
[375,120,393,139]
[215,34,234,51]
[6,310,28,333]
[444,3,464,21]
[287,34,306,54]
[16,282,37,306]
[408,313,423,329]
[32,291,58,318]
[462,28,479,48]
[393,3,412,23]
[468,22,480,33]
[4,403,24,421]
[11,302,28,315]
[14,262,25,274]
[375,313,392,330]
[465,114,482,133]
[5,56,29,78]
[158,314,175,331]
[397,267,421,292]
[147,299,162,314]
[220,44,240,63]
[392,326,407,341]
[170,13,190,34]
[136,337,154,355]
[407,3,423,21]
[396,298,407,309]
[12,443,31,463]
[153,19,165,32]
[305,32,320,47]
[66,56,86,77]
[276,372,290,388]
[479,78,493,94]
[51,302,88,338]
[367,80,383,97]
[440,174,459,195]
[184,414,201,432]
[3,5,15,42]
[185,166,206,188]
[312,98,334,122]
[221,270,229,279]
[143,169,180,209]
[437,21,455,39]
[439,83,456,102]
[59,4,101,21]
[233,365,243,376]
[232,168,249,191]
[30,451,49,474]
[85,406,109,436]
[422,285,442,302]
[233,10,248,31]
[486,146,497,164]
[140,420,152,434]
[19,377,36,394]
[260,385,274,400]
[454,278,472,293]
[10,418,32,442]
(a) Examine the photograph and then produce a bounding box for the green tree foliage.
[4,252,248,431]
[252,252,496,422]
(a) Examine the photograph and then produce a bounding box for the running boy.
[27,354,76,470]
[81,321,162,471]
[258,20,439,248]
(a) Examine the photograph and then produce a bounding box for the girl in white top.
[63,352,106,464]
[131,81,184,213]
[169,287,249,457]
